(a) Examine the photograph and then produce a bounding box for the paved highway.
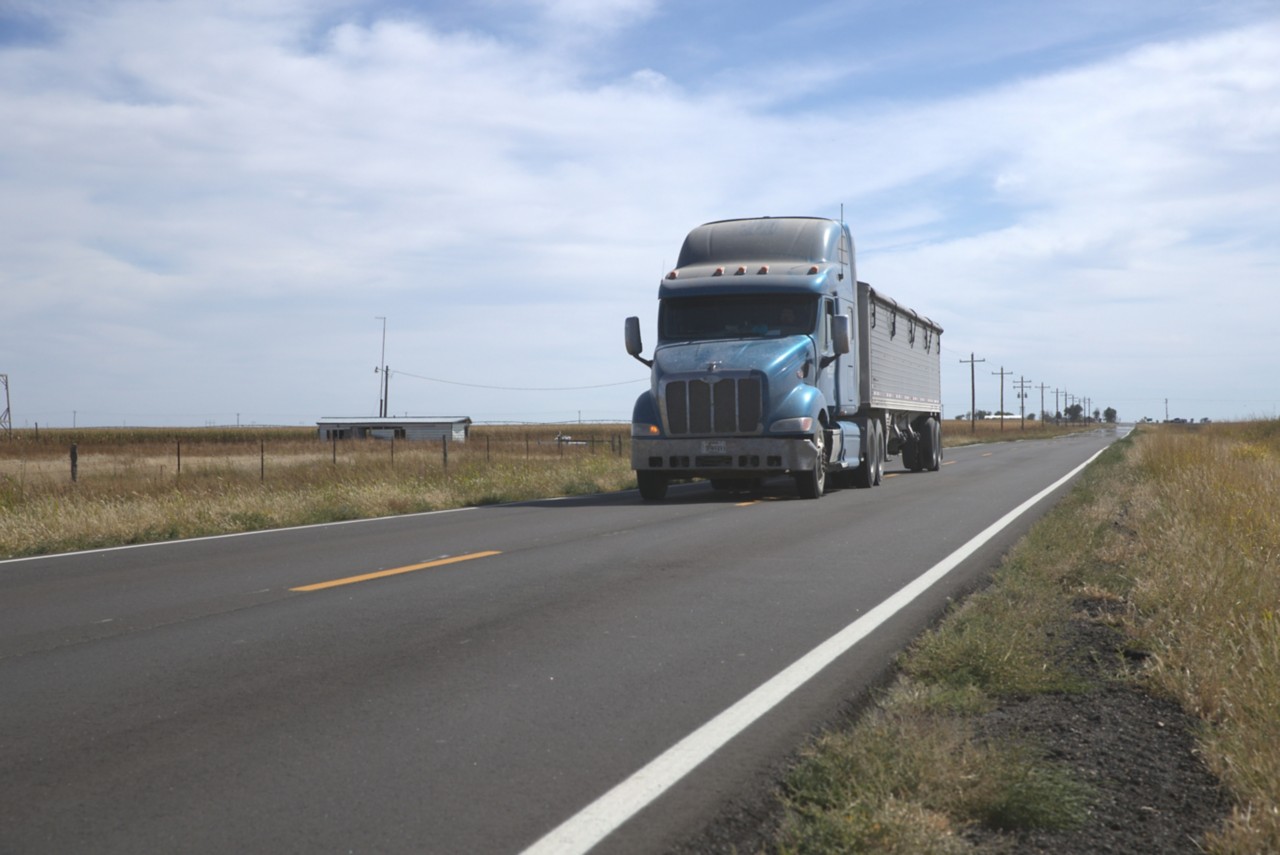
[0,428,1122,854]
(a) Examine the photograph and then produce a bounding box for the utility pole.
[992,366,1013,432]
[375,316,388,418]
[383,366,391,418]
[1014,376,1032,430]
[0,374,10,440]
[1038,382,1049,425]
[960,353,985,433]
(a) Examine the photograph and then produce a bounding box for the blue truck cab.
[625,216,943,500]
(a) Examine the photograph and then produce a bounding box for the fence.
[1,428,631,486]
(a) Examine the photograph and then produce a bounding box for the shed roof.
[316,417,472,425]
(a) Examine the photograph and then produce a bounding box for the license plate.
[701,440,726,454]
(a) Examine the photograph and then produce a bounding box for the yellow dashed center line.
[291,551,502,592]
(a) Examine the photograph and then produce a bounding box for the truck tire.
[872,420,885,485]
[920,417,941,471]
[636,471,668,501]
[903,438,920,472]
[795,429,827,499]
[853,420,879,489]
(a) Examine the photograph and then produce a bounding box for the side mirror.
[625,317,653,367]
[832,313,852,355]
[625,317,643,356]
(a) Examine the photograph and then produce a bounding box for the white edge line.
[521,441,1116,855]
[0,506,477,565]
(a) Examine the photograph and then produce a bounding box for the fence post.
[442,435,449,470]
[177,441,182,476]
[486,436,491,463]
[70,443,78,482]
[260,440,265,482]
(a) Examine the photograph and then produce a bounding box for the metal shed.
[316,417,472,443]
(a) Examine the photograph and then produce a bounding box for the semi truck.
[624,216,943,500]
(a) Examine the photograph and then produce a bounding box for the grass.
[1125,421,1280,852]
[0,425,636,558]
[773,421,1280,853]
[942,417,1102,448]
[0,419,1098,559]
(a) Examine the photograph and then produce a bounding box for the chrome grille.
[664,376,762,435]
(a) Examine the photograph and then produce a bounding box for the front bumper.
[632,435,818,478]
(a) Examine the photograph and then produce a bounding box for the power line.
[390,369,647,392]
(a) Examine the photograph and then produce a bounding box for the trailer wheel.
[904,433,923,472]
[796,429,827,499]
[636,471,668,501]
[920,417,941,471]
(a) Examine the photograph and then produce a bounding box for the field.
[0,424,635,558]
[943,415,1102,447]
[0,419,1095,560]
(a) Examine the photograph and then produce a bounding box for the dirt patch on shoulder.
[680,607,1230,854]
[963,613,1229,853]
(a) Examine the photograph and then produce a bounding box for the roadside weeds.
[772,422,1280,854]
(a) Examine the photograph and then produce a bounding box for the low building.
[316,417,472,443]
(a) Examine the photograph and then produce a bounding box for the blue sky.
[3,0,1278,426]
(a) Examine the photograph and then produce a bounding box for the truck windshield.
[659,295,817,343]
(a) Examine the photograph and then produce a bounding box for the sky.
[3,0,1278,427]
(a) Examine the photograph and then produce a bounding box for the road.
[0,427,1122,854]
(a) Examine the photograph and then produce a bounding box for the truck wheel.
[795,429,827,499]
[872,420,885,485]
[636,471,668,501]
[853,421,879,489]
[904,435,923,472]
[920,417,941,471]
[927,418,942,471]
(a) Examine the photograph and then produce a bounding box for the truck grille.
[664,377,762,435]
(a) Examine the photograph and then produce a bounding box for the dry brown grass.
[0,425,635,557]
[1121,422,1280,853]
[943,417,1102,448]
[775,420,1280,853]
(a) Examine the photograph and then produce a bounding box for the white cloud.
[2,2,1278,425]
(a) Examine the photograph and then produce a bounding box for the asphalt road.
[0,427,1123,854]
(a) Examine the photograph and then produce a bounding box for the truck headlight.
[632,423,661,437]
[770,417,815,433]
